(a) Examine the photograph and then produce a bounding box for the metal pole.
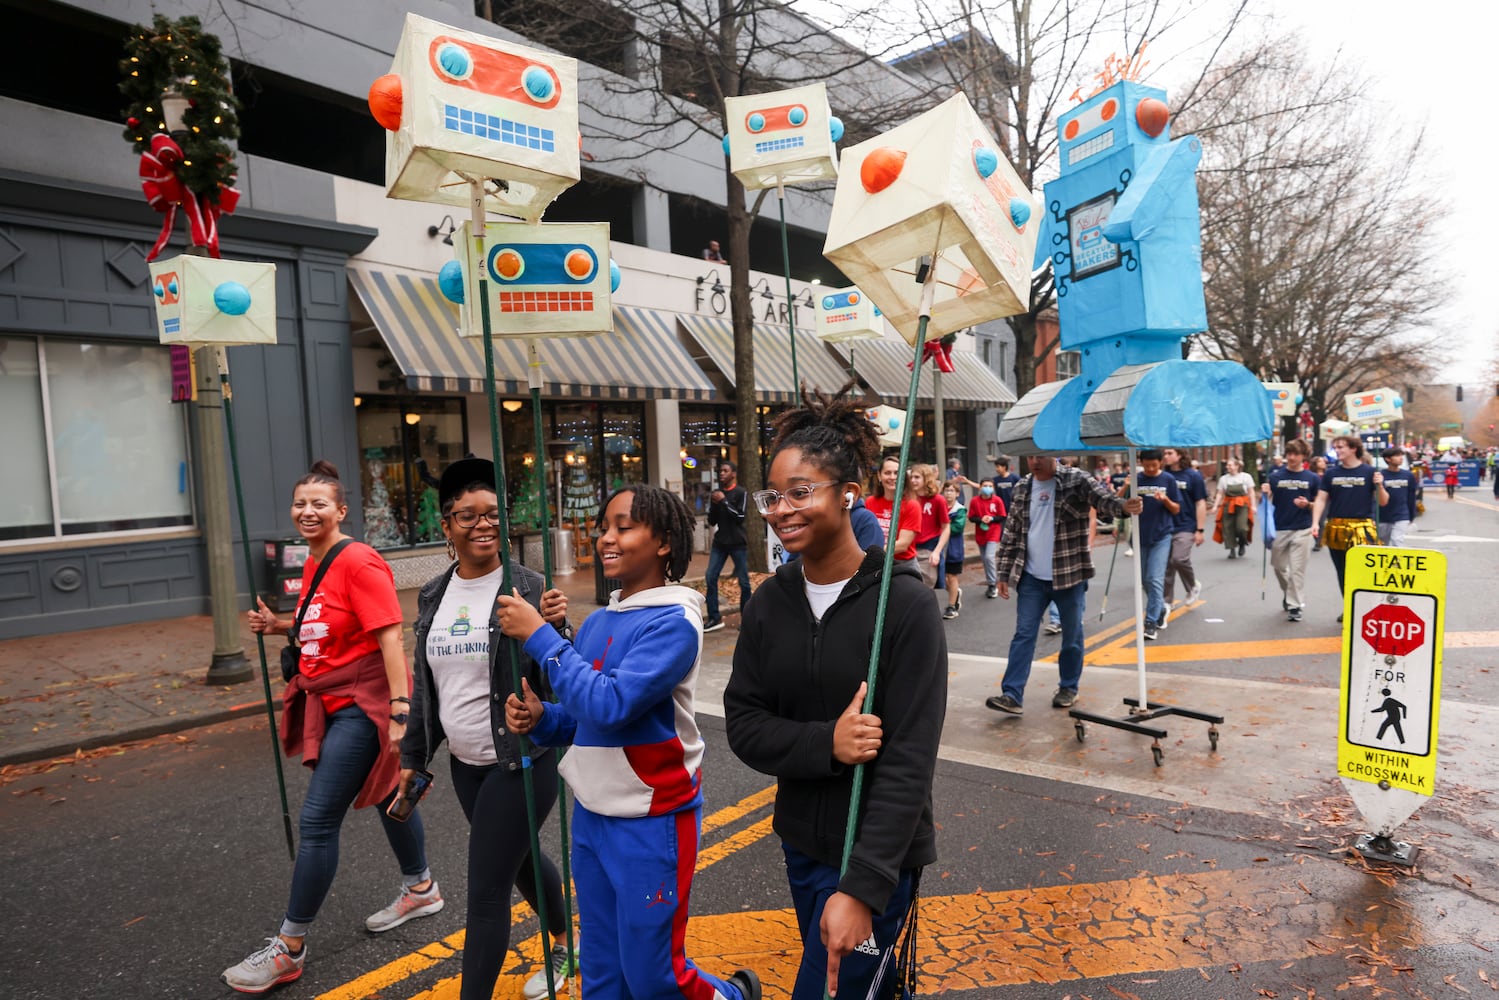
[194,344,253,685]
[777,181,800,406]
[468,185,557,1000]
[216,347,295,860]
[1128,446,1148,711]
[933,367,944,471]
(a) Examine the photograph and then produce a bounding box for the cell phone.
[386,769,434,822]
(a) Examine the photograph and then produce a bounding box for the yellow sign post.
[1338,545,1446,865]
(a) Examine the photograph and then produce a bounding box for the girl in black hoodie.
[724,384,947,1000]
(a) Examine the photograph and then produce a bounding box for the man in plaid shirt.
[985,456,1142,714]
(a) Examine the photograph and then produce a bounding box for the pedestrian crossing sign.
[1337,547,1445,798]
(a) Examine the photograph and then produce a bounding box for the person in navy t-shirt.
[991,457,1020,533]
[1162,448,1207,611]
[1262,438,1320,621]
[1311,435,1388,617]
[1377,448,1418,548]
[1134,449,1182,640]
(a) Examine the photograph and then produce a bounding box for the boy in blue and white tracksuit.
[521,585,745,1000]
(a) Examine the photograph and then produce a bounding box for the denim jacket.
[399,561,569,772]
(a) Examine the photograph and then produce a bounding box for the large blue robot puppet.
[1028,80,1270,451]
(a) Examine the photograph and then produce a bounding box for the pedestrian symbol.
[1371,688,1406,744]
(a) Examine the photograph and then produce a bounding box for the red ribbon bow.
[909,338,956,374]
[139,134,239,261]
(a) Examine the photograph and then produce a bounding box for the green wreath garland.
[119,14,241,199]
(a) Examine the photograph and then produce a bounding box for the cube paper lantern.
[866,404,906,448]
[448,221,613,338]
[1345,387,1402,423]
[814,286,883,343]
[724,84,838,191]
[823,93,1038,345]
[148,255,277,346]
[1264,381,1300,418]
[373,13,580,222]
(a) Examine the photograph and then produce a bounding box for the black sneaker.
[942,605,959,620]
[986,585,998,599]
[703,618,725,633]
[1288,607,1302,622]
[1051,687,1078,708]
[1144,623,1159,641]
[985,694,1023,715]
[728,968,762,1000]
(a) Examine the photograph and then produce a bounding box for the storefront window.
[355,395,467,548]
[679,405,735,514]
[0,336,191,543]
[602,403,645,501]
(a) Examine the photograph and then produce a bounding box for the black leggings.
[448,751,568,1000]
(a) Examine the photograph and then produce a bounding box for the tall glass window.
[354,395,467,548]
[0,336,191,543]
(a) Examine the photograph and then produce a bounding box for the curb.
[0,698,281,768]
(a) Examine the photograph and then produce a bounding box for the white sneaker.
[365,881,444,932]
[223,937,305,994]
[1187,582,1202,604]
[1043,621,1062,635]
[524,942,577,999]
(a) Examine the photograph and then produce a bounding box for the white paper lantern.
[1264,381,1300,418]
[865,404,906,448]
[448,221,613,338]
[724,84,838,191]
[373,13,580,222]
[148,255,277,346]
[814,286,883,343]
[823,93,1038,345]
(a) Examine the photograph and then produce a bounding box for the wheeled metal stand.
[1066,447,1225,766]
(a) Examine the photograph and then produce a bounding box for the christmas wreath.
[119,14,242,258]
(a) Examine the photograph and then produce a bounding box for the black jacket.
[399,561,566,772]
[707,484,748,549]
[723,549,946,913]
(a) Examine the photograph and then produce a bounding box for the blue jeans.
[282,706,429,934]
[705,545,750,620]
[1001,572,1086,704]
[979,540,999,586]
[782,843,915,1000]
[1047,591,1085,625]
[1142,533,1172,625]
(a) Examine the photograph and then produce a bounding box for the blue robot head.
[1056,81,1171,177]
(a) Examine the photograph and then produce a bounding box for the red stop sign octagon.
[1361,603,1426,656]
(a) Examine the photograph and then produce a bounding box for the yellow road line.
[1085,629,1499,666]
[317,784,776,1000]
[1455,495,1498,511]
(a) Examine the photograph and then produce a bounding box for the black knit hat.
[438,457,495,506]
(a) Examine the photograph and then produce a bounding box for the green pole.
[469,187,557,999]
[216,348,296,860]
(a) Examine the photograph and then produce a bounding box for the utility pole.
[195,342,252,685]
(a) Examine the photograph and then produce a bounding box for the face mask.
[980,485,994,496]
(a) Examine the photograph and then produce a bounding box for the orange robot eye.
[564,249,595,281]
[1063,119,1080,141]
[1100,99,1118,120]
[494,249,524,280]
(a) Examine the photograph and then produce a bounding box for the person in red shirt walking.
[864,455,920,561]
[968,480,1007,598]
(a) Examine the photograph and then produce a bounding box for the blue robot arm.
[1102,136,1201,243]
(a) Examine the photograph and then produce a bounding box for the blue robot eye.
[168,278,179,296]
[973,146,999,179]
[437,43,471,79]
[153,281,164,300]
[788,106,806,126]
[829,116,845,142]
[822,296,836,310]
[747,113,766,133]
[523,66,554,102]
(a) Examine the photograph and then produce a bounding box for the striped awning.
[826,339,1018,411]
[676,314,856,403]
[348,266,715,400]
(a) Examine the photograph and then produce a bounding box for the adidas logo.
[854,934,881,956]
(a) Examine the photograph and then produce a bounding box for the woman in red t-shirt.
[910,463,951,586]
[862,455,920,561]
[226,461,440,994]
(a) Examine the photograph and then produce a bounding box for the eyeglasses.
[448,510,502,528]
[751,481,838,515]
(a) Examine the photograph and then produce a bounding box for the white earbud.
[844,491,855,509]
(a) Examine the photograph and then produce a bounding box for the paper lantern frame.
[148,255,277,346]
[381,13,580,222]
[724,84,838,191]
[823,93,1037,345]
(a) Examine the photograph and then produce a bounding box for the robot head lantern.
[371,13,580,222]
[148,255,277,347]
[723,84,839,191]
[823,93,1038,346]
[813,287,883,344]
[445,221,614,338]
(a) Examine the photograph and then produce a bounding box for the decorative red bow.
[910,338,956,374]
[139,134,239,261]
